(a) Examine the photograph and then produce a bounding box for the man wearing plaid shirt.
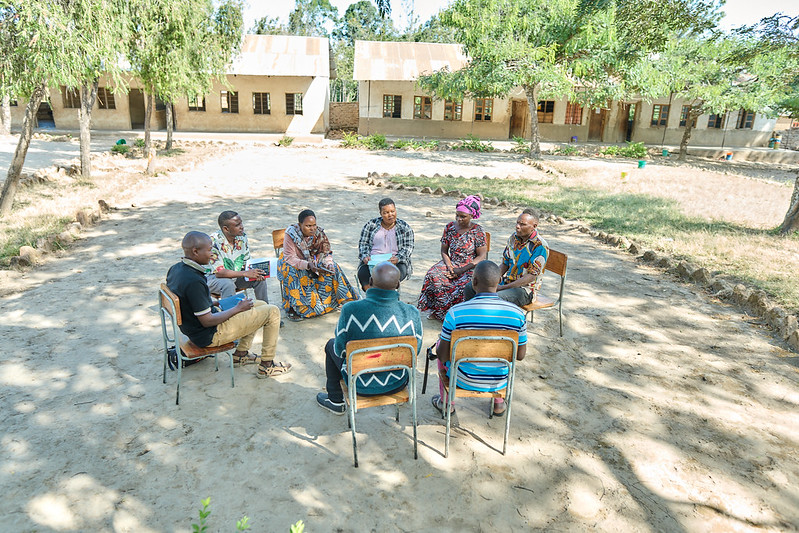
[356,198,415,290]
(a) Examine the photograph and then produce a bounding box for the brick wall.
[781,128,799,150]
[329,102,359,130]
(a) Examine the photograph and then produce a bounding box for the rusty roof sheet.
[353,40,468,81]
[230,35,329,77]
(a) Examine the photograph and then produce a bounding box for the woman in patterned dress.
[278,209,358,320]
[417,196,487,320]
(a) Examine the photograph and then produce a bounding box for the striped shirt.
[440,293,527,391]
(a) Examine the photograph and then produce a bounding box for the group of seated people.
[165,198,549,416]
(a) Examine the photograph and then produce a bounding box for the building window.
[286,93,303,115]
[650,104,669,127]
[444,100,462,121]
[564,102,582,125]
[187,95,206,111]
[736,109,755,129]
[474,98,493,122]
[221,90,239,114]
[537,100,555,123]
[97,87,115,110]
[707,113,724,129]
[253,92,271,115]
[383,95,402,118]
[61,87,80,109]
[413,96,432,119]
[679,105,697,128]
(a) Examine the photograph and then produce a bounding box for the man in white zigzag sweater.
[317,262,424,414]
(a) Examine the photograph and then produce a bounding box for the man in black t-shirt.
[166,231,291,378]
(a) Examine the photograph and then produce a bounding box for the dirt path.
[1,145,798,532]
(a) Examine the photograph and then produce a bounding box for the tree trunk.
[165,101,173,150]
[0,95,10,135]
[678,106,703,161]
[0,84,46,216]
[144,90,155,175]
[78,80,99,180]
[523,84,541,159]
[780,175,799,235]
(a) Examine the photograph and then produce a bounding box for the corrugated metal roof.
[230,34,330,77]
[353,40,468,81]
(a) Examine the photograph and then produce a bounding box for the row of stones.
[10,200,110,268]
[363,171,799,353]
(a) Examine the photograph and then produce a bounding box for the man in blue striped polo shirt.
[433,260,527,417]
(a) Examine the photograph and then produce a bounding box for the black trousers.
[356,261,409,289]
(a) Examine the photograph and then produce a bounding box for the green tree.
[335,1,394,45]
[0,1,78,215]
[128,0,243,172]
[287,0,338,37]
[251,15,287,35]
[403,13,456,43]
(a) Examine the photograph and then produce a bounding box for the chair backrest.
[159,283,182,325]
[485,231,491,253]
[272,228,285,257]
[544,249,567,277]
[449,329,518,363]
[346,336,418,376]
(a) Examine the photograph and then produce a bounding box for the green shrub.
[600,145,621,156]
[553,145,579,156]
[453,134,494,152]
[511,136,529,153]
[111,144,130,154]
[393,139,411,149]
[134,138,145,148]
[278,135,294,147]
[619,141,647,158]
[362,133,388,150]
[341,131,361,148]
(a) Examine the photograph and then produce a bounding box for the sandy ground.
[1,144,799,532]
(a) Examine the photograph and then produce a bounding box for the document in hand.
[245,258,278,280]
[218,293,245,311]
[367,253,393,267]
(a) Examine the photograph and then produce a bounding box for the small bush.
[393,139,411,149]
[600,145,621,156]
[134,138,145,148]
[452,134,494,152]
[111,144,130,154]
[619,141,647,158]
[278,135,294,147]
[553,145,579,156]
[362,133,388,150]
[341,131,361,148]
[511,136,529,153]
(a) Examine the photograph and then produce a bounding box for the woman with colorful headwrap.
[278,209,358,320]
[417,196,487,320]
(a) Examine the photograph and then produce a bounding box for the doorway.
[620,103,637,142]
[129,89,145,129]
[588,108,607,141]
[36,101,55,129]
[509,99,528,139]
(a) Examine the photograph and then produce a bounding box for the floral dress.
[417,222,486,320]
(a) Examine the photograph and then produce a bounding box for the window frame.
[61,87,80,109]
[444,99,462,121]
[474,98,493,122]
[564,102,583,125]
[286,92,303,115]
[187,94,206,112]
[707,113,725,129]
[650,104,670,127]
[253,92,271,115]
[382,94,402,118]
[413,95,432,120]
[735,109,755,129]
[220,90,239,114]
[97,87,115,110]
[537,100,555,124]
[678,105,697,128]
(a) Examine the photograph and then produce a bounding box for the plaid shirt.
[358,217,414,275]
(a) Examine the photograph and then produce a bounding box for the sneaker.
[316,392,346,415]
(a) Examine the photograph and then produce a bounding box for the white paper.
[368,253,393,267]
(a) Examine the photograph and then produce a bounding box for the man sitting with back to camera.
[206,210,270,304]
[433,260,527,417]
[166,231,291,378]
[316,262,423,414]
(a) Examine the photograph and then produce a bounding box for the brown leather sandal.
[232,352,260,367]
[256,361,292,378]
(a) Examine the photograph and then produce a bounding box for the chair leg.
[215,355,219,372]
[489,398,494,419]
[175,363,182,405]
[349,403,358,468]
[395,404,400,423]
[228,352,235,388]
[558,303,564,337]
[445,391,454,458]
[503,379,514,455]
[412,388,418,460]
[162,349,168,384]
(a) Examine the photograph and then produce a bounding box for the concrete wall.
[174,74,328,134]
[329,102,359,129]
[781,127,799,150]
[631,98,777,148]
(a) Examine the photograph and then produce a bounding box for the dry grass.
[392,166,799,312]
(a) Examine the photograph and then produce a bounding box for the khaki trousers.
[208,300,280,362]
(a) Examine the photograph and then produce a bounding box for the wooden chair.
[158,283,236,405]
[272,228,285,257]
[521,249,568,337]
[341,336,419,468]
[440,329,519,458]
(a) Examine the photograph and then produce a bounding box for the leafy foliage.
[451,135,494,152]
[278,136,295,147]
[600,142,646,158]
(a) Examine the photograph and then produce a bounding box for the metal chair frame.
[523,249,568,337]
[444,332,517,458]
[158,284,235,405]
[345,338,418,468]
